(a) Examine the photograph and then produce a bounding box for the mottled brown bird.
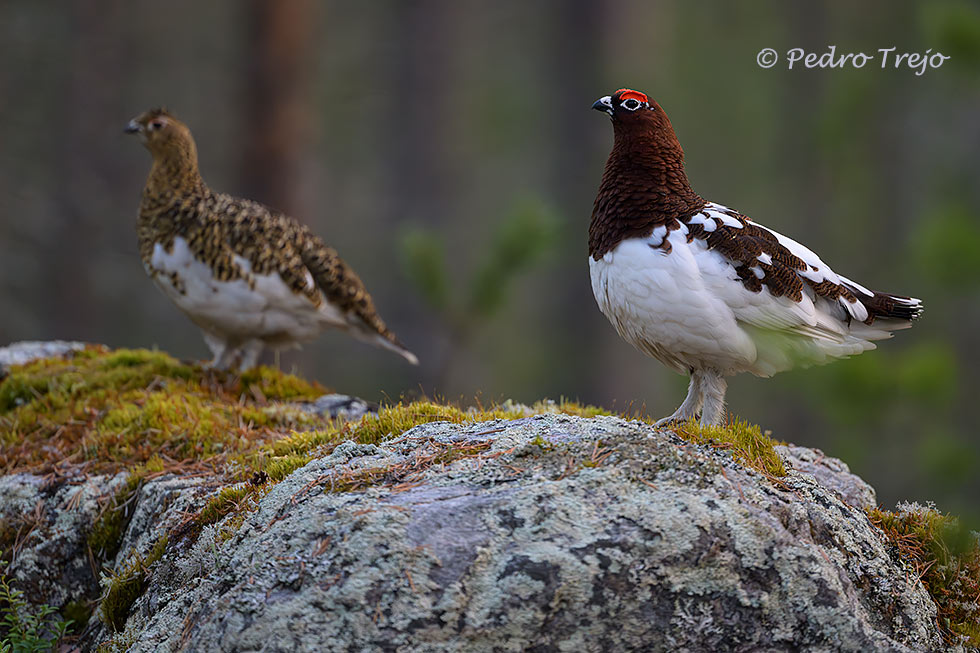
[589,89,921,426]
[126,108,418,370]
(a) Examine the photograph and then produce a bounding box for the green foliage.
[796,341,957,425]
[466,198,557,318]
[59,601,91,633]
[916,429,978,489]
[400,229,451,311]
[0,560,72,652]
[921,1,980,73]
[869,504,980,647]
[399,197,558,381]
[913,202,980,291]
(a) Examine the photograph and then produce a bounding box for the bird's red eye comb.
[615,89,649,104]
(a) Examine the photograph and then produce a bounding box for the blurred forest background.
[0,1,977,516]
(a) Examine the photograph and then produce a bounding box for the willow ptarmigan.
[126,108,418,370]
[589,89,922,426]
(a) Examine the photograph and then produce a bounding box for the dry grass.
[868,505,980,647]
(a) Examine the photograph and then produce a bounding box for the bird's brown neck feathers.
[137,127,210,266]
[589,111,705,260]
[144,131,207,202]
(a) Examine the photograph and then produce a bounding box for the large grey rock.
[0,473,120,610]
[775,444,877,509]
[55,414,942,652]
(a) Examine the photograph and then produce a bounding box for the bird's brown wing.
[294,224,406,346]
[210,194,413,352]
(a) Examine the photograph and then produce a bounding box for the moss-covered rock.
[0,346,324,474]
[1,343,975,652]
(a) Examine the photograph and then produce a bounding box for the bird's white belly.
[589,234,758,374]
[148,237,346,344]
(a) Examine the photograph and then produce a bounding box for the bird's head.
[125,108,195,159]
[592,88,677,140]
[592,87,687,165]
[592,88,654,118]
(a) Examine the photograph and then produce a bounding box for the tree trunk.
[240,0,315,217]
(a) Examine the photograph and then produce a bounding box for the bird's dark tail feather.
[847,285,924,323]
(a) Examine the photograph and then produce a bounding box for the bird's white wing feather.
[753,222,870,323]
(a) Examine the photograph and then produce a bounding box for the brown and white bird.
[589,89,921,426]
[126,108,418,370]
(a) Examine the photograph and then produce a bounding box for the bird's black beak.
[592,95,613,116]
[124,119,141,134]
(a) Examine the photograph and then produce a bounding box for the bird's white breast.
[147,237,346,344]
[589,231,758,374]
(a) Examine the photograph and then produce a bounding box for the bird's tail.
[342,313,419,365]
[847,286,923,325]
[371,334,419,365]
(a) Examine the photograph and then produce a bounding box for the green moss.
[99,536,167,632]
[545,399,614,419]
[529,434,554,452]
[265,454,312,482]
[356,400,516,443]
[143,455,165,474]
[674,418,787,477]
[238,366,324,401]
[250,399,527,466]
[88,468,147,562]
[869,505,980,647]
[196,485,258,529]
[2,348,787,550]
[0,347,327,473]
[176,483,270,544]
[264,428,339,459]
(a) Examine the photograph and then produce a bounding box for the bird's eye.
[149,120,164,131]
[621,98,641,111]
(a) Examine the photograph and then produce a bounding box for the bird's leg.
[699,370,728,427]
[212,347,239,371]
[655,371,704,427]
[202,332,235,370]
[239,340,265,371]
